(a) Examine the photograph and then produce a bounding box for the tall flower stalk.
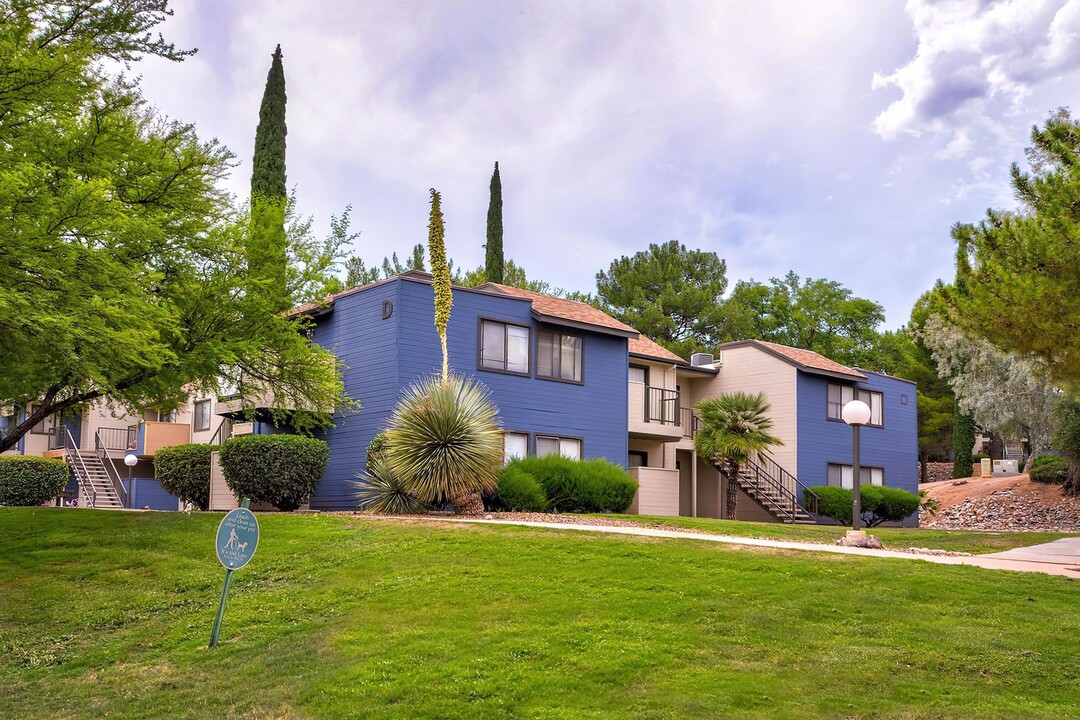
[428,188,452,382]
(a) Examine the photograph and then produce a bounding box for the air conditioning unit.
[691,352,719,367]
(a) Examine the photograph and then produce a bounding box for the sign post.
[209,499,259,648]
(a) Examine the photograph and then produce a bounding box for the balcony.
[628,384,683,441]
[131,421,191,457]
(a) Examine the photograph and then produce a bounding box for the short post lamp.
[124,453,138,495]
[841,399,872,534]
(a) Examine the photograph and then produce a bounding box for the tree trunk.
[1065,463,1080,496]
[724,461,739,520]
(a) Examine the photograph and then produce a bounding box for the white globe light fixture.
[841,399,872,532]
[124,453,138,468]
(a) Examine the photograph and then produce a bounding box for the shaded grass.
[1,508,1078,719]
[602,514,1080,554]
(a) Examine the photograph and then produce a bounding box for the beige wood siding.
[628,467,680,516]
[683,345,799,476]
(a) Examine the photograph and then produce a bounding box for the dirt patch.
[920,474,1080,531]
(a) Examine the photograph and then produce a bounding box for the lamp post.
[841,399,872,533]
[124,453,138,503]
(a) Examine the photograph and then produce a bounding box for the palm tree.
[694,392,783,520]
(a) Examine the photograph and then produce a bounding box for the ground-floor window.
[536,435,582,460]
[827,463,883,489]
[628,450,648,467]
[503,432,528,464]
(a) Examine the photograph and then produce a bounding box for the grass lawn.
[2,508,1078,719]
[603,514,1080,555]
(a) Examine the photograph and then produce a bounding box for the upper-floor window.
[29,406,58,435]
[629,365,647,384]
[827,384,883,427]
[536,435,582,460]
[537,330,583,383]
[480,320,530,374]
[193,400,212,432]
[827,463,883,488]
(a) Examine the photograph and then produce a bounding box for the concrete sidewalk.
[417,517,1080,579]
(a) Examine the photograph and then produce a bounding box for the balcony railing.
[680,407,700,439]
[644,386,680,425]
[97,426,137,451]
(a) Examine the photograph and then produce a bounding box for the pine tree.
[484,162,503,284]
[249,44,288,309]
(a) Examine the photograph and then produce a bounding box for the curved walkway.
[410,516,1080,579]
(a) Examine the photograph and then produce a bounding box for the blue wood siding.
[129,477,180,511]
[307,277,629,510]
[795,371,919,525]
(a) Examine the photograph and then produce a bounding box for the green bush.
[0,456,68,506]
[808,485,920,526]
[953,413,976,478]
[506,456,637,513]
[1029,457,1068,484]
[971,454,990,462]
[489,465,548,512]
[154,443,214,510]
[220,434,329,511]
[366,433,387,472]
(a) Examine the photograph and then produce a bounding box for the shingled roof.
[628,335,687,364]
[479,283,638,337]
[721,339,866,380]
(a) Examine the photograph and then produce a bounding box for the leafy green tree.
[0,1,354,453]
[946,110,1080,385]
[485,162,504,284]
[722,271,886,367]
[249,44,289,310]
[694,392,783,520]
[597,241,728,357]
[1051,395,1080,495]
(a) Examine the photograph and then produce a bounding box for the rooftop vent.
[691,352,718,367]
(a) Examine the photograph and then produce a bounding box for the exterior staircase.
[65,444,125,509]
[728,454,820,524]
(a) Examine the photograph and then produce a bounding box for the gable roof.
[719,339,867,381]
[628,335,687,364]
[478,283,638,338]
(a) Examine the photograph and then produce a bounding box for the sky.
[135,0,1080,328]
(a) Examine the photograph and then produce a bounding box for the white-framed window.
[827,384,883,427]
[193,400,212,432]
[537,330,583,382]
[827,463,884,489]
[480,320,530,374]
[629,366,647,384]
[536,435,582,460]
[503,432,528,464]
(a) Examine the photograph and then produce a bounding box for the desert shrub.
[154,443,214,510]
[0,456,68,506]
[1018,460,1025,473]
[354,458,426,514]
[808,485,920,526]
[1029,457,1068,484]
[489,465,548,512]
[507,456,637,513]
[1031,453,1063,470]
[385,375,503,506]
[366,433,387,472]
[220,434,329,511]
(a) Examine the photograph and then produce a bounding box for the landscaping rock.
[921,486,1080,532]
[836,534,884,549]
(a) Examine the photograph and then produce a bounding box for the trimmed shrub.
[219,434,329,511]
[354,458,426,514]
[0,456,68,506]
[809,485,852,525]
[971,454,990,462]
[507,456,637,513]
[489,465,548,512]
[154,443,215,510]
[1031,453,1064,470]
[366,433,387,472]
[1029,457,1068,484]
[953,413,975,478]
[808,485,920,526]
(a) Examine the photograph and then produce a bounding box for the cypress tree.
[484,162,503,284]
[249,44,288,309]
[952,410,975,479]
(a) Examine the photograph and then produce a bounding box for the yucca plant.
[385,374,503,507]
[354,458,426,514]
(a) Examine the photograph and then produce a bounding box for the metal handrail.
[750,453,821,520]
[64,426,97,509]
[95,429,128,507]
[97,426,136,451]
[680,407,700,439]
[208,417,231,446]
[645,386,680,425]
[734,461,803,522]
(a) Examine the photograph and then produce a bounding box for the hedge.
[502,456,637,513]
[154,444,215,510]
[219,435,330,511]
[807,484,920,526]
[489,465,548,512]
[0,456,69,506]
[1029,457,1069,484]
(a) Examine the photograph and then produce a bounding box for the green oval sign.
[215,508,259,570]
